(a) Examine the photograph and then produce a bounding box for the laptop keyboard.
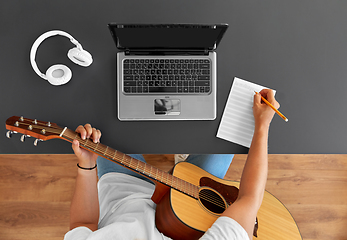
[122,58,211,94]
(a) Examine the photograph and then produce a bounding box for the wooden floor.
[0,154,346,240]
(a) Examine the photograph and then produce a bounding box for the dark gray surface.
[1,0,346,154]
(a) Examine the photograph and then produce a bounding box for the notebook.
[217,77,276,148]
[108,23,228,121]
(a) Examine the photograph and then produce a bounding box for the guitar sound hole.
[198,188,227,214]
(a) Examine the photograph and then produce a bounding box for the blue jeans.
[97,154,234,184]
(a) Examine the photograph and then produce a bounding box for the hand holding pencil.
[253,89,287,129]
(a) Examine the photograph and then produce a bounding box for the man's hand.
[253,89,280,130]
[70,124,101,231]
[71,124,101,168]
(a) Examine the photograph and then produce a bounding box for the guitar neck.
[5,116,199,199]
[61,128,199,199]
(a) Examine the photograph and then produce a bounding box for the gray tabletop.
[1,0,346,154]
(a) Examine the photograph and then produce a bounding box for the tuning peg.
[34,139,43,146]
[20,135,31,142]
[6,131,13,139]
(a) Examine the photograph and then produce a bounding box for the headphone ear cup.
[68,47,93,67]
[46,64,72,86]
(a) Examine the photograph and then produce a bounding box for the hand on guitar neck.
[70,124,102,231]
[71,124,102,169]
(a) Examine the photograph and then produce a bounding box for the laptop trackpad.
[154,99,181,115]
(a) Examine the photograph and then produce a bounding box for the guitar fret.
[83,138,88,146]
[143,164,148,175]
[112,150,117,160]
[150,168,154,178]
[160,170,164,183]
[172,176,176,186]
[106,147,113,160]
[149,166,153,177]
[172,176,176,188]
[141,162,146,173]
[104,146,109,156]
[181,179,185,193]
[136,161,140,171]
[138,161,145,173]
[94,142,100,151]
[161,170,166,182]
[166,174,170,185]
[163,171,167,184]
[122,154,127,165]
[169,175,173,186]
[127,155,132,167]
[168,175,172,186]
[126,155,131,167]
[98,144,107,156]
[129,157,132,168]
[152,166,156,178]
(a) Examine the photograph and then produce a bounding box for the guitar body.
[155,162,302,240]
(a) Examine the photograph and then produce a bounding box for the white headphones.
[30,30,93,86]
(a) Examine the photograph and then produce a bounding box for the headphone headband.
[30,30,85,80]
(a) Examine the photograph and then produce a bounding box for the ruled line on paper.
[216,77,276,148]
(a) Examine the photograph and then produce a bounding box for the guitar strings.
[19,123,228,209]
[12,122,64,134]
[63,130,228,209]
[13,119,62,130]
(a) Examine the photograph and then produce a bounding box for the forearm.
[70,168,99,231]
[238,126,269,207]
[220,90,277,239]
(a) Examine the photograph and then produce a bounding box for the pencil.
[254,91,288,122]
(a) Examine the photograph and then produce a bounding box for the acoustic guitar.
[5,116,302,240]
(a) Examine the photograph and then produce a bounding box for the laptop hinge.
[124,49,209,56]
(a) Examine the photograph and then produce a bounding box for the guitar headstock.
[5,116,64,145]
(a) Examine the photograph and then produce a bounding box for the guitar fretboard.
[62,128,199,199]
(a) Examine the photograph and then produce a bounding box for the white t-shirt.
[64,173,249,240]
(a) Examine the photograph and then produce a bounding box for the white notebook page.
[217,77,276,148]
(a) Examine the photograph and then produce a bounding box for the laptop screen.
[108,24,228,51]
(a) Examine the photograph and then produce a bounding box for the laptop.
[108,23,228,121]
